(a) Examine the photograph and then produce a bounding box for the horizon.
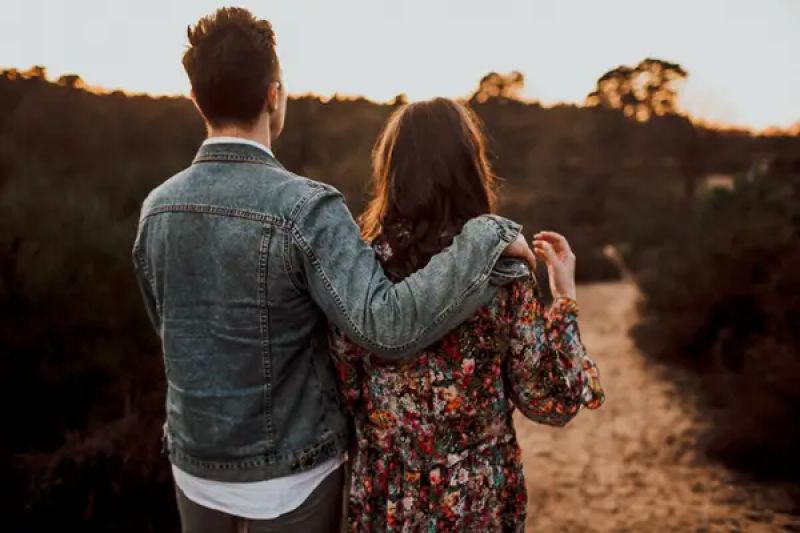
[5,65,797,136]
[4,0,800,131]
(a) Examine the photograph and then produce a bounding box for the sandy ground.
[516,281,800,532]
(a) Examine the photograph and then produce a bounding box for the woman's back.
[334,97,603,531]
[331,239,604,532]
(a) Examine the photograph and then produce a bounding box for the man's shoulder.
[279,170,339,198]
[282,174,343,218]
[252,165,343,221]
[139,162,343,222]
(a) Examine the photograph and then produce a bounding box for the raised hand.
[532,231,577,301]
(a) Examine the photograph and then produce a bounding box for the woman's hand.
[533,231,577,300]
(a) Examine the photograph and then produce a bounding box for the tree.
[470,71,525,103]
[587,58,687,121]
[391,93,408,107]
[57,74,85,90]
[1,68,20,80]
[21,65,48,81]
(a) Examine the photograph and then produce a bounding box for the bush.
[19,394,177,532]
[3,71,800,528]
[632,168,800,480]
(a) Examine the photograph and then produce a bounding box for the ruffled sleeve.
[503,279,604,426]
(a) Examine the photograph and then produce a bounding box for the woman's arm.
[503,278,604,427]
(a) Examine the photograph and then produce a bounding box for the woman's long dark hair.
[360,97,498,280]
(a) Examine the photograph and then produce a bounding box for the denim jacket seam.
[284,185,331,292]
[132,245,153,286]
[141,203,289,228]
[132,239,158,307]
[132,219,151,277]
[288,182,331,221]
[192,153,280,168]
[257,226,275,448]
[282,230,305,293]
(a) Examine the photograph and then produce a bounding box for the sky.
[3,0,799,130]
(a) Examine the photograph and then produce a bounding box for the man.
[133,7,533,532]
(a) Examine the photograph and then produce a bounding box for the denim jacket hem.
[167,428,348,483]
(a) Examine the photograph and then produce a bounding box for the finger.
[533,231,565,242]
[534,232,572,256]
[533,240,558,264]
[532,231,561,246]
[534,231,571,254]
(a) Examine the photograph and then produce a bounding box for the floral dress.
[329,240,604,533]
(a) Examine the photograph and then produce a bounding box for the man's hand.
[502,233,537,270]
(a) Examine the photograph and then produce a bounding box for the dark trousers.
[175,466,345,533]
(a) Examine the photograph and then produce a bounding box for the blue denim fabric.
[132,143,524,481]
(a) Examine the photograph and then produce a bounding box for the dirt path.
[517,281,799,532]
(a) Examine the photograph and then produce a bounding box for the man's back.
[134,142,346,481]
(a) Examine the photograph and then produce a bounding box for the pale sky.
[3,0,799,130]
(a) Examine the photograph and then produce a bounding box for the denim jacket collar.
[192,142,285,170]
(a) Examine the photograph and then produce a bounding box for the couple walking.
[133,7,604,532]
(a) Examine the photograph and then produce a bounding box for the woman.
[330,98,604,532]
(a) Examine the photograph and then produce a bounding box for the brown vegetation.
[1,63,798,529]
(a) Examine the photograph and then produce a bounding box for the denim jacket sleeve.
[291,186,522,360]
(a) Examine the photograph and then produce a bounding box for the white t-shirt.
[172,136,345,519]
[172,457,344,519]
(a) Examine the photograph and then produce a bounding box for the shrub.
[632,168,800,480]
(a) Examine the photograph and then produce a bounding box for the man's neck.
[207,121,271,150]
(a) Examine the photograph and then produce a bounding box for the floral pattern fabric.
[330,241,604,532]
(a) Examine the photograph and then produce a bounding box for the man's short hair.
[182,7,280,128]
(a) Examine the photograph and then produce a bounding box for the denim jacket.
[132,143,524,482]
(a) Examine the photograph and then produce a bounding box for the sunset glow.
[3,0,799,130]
